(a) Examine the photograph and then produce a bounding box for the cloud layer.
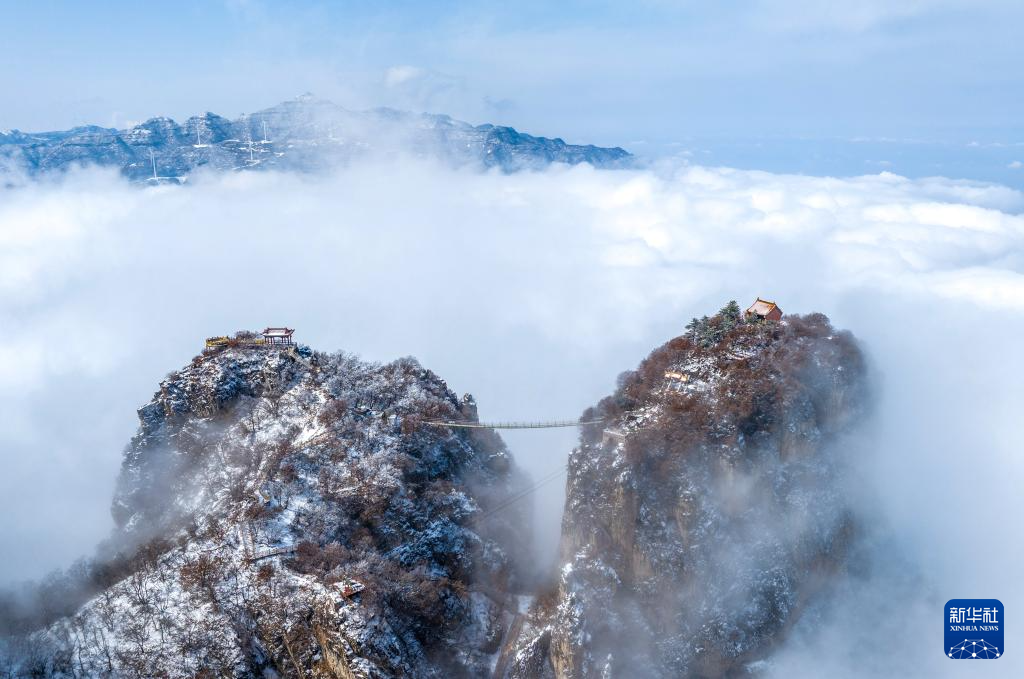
[1,159,1022,673]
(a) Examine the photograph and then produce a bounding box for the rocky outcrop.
[7,341,532,677]
[501,309,869,678]
[0,309,870,678]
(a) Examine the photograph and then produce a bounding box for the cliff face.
[503,311,869,678]
[1,310,869,678]
[13,343,531,678]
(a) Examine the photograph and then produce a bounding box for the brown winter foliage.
[595,310,867,471]
[1,346,529,677]
[0,535,176,636]
[179,554,223,597]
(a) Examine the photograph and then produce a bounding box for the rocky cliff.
[499,307,869,678]
[4,340,532,677]
[0,307,870,678]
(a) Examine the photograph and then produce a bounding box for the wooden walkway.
[248,545,297,562]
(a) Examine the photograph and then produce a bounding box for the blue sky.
[2,1,1024,181]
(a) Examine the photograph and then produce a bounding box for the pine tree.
[697,315,713,346]
[687,302,743,346]
[719,300,741,323]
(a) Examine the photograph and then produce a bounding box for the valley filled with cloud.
[1,159,1022,674]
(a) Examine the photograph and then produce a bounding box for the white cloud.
[1009,160,1023,169]
[378,65,468,116]
[384,65,424,87]
[1,160,1022,674]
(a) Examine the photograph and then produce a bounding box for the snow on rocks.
[503,311,870,678]
[7,342,532,678]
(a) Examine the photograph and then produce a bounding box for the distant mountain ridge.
[0,94,631,181]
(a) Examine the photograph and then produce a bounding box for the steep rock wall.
[504,311,869,679]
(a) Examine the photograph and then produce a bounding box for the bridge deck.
[424,419,603,430]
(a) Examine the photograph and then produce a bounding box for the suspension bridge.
[423,418,605,430]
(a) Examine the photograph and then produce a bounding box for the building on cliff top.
[262,327,295,345]
[746,298,783,321]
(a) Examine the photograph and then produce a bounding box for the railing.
[204,336,294,349]
[423,418,605,430]
[248,545,297,562]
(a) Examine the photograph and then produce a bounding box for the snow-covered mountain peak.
[9,338,533,677]
[0,97,631,181]
[499,306,871,678]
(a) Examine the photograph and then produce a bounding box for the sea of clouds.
[1,159,1022,675]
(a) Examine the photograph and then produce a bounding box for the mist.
[1,159,1022,674]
